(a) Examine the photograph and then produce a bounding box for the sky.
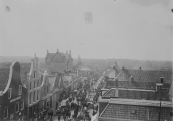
[0,0,173,61]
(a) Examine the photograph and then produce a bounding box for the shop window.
[18,85,22,95]
[21,100,24,110]
[8,88,12,99]
[15,102,19,113]
[4,107,8,119]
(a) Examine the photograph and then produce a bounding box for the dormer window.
[18,85,22,95]
[8,88,12,99]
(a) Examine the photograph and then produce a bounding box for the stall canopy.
[60,99,67,106]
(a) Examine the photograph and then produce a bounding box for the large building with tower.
[45,49,73,73]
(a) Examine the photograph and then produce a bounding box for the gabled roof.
[124,69,172,84]
[20,63,31,85]
[0,68,10,91]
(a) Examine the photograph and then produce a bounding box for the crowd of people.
[53,87,99,121]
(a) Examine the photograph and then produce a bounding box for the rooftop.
[123,69,172,84]
[0,67,10,91]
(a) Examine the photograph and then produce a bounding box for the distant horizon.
[0,54,172,62]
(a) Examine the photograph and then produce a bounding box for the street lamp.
[156,77,164,121]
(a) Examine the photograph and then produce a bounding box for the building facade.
[0,62,27,121]
[26,56,42,121]
[45,49,73,73]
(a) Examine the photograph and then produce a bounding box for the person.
[66,108,71,120]
[62,108,66,121]
[49,110,53,121]
[56,108,62,121]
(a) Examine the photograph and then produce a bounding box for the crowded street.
[44,77,101,121]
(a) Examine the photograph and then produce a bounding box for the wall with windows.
[26,56,42,107]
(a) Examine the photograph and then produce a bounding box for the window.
[18,85,22,95]
[21,100,24,110]
[3,107,8,119]
[33,91,35,102]
[37,80,39,87]
[37,90,39,100]
[34,81,36,88]
[30,82,32,90]
[15,102,19,113]
[34,71,36,78]
[29,93,32,104]
[8,88,12,99]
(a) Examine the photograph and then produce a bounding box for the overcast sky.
[0,0,173,61]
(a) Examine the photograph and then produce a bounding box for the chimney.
[160,77,164,83]
[57,49,59,53]
[115,79,119,98]
[122,67,125,70]
[47,50,49,53]
[104,76,109,87]
[115,79,118,88]
[139,67,142,70]
[131,76,134,82]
